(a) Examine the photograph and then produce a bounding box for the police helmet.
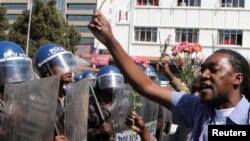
[96,66,124,90]
[34,43,80,77]
[0,41,34,85]
[137,64,158,81]
[74,71,96,82]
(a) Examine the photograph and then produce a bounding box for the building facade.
[0,0,96,48]
[97,0,250,59]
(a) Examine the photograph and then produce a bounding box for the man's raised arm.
[88,10,173,109]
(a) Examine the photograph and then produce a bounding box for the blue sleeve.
[171,91,203,128]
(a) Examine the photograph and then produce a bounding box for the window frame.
[221,0,244,8]
[1,3,27,9]
[136,0,159,6]
[75,26,90,33]
[67,3,96,10]
[218,29,243,46]
[134,27,158,43]
[175,28,199,43]
[66,15,92,21]
[80,37,95,45]
[177,0,201,7]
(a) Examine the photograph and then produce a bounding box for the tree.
[66,25,81,53]
[0,6,9,41]
[9,0,81,57]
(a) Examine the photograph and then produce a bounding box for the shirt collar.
[227,95,250,124]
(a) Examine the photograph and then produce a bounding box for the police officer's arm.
[88,10,173,110]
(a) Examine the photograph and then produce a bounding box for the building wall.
[98,0,250,58]
[126,0,250,58]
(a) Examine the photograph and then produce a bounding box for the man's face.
[51,66,73,83]
[199,53,237,103]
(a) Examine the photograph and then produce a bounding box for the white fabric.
[214,107,235,125]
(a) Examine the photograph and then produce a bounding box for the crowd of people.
[0,10,250,141]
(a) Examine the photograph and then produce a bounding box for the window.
[137,0,159,6]
[218,30,242,45]
[134,27,157,42]
[7,14,21,20]
[177,0,201,7]
[67,4,96,10]
[75,26,90,33]
[1,3,27,9]
[175,28,199,43]
[80,37,94,45]
[221,0,244,8]
[67,15,92,21]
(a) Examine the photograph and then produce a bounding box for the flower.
[131,56,150,68]
[169,42,203,92]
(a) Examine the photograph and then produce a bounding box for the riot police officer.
[0,41,34,137]
[0,40,34,103]
[88,65,124,141]
[74,70,97,87]
[34,43,80,141]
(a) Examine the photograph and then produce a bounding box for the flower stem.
[98,0,106,10]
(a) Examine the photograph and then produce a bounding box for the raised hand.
[88,10,114,46]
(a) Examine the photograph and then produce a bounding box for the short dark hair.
[214,49,250,100]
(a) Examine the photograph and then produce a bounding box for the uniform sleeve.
[171,91,202,128]
[170,77,189,92]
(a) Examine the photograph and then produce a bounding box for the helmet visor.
[98,74,124,89]
[43,52,80,75]
[0,57,34,84]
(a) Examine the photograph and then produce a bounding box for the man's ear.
[234,73,243,85]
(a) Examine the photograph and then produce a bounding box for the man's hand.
[88,10,114,46]
[98,122,112,135]
[125,112,150,141]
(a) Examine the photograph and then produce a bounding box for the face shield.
[0,57,34,85]
[39,52,80,77]
[97,73,124,90]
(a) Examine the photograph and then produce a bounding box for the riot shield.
[110,84,132,133]
[111,84,144,141]
[139,96,159,136]
[64,77,89,141]
[1,75,60,141]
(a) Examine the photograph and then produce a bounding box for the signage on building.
[116,10,130,25]
[90,54,109,66]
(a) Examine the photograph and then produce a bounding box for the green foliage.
[9,0,80,57]
[131,90,142,141]
[131,90,142,112]
[0,6,9,40]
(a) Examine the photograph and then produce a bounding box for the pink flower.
[131,57,150,68]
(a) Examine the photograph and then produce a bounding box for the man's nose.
[201,69,210,79]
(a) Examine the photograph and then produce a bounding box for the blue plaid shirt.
[171,92,250,141]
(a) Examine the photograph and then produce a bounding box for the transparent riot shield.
[139,96,159,136]
[0,75,60,141]
[112,84,144,141]
[64,77,89,141]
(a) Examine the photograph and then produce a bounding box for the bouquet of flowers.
[169,42,202,92]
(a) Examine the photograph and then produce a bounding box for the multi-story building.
[96,0,250,60]
[0,0,96,51]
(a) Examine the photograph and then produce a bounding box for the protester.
[88,10,250,141]
[34,43,80,141]
[88,65,124,141]
[0,41,34,138]
[157,62,188,92]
